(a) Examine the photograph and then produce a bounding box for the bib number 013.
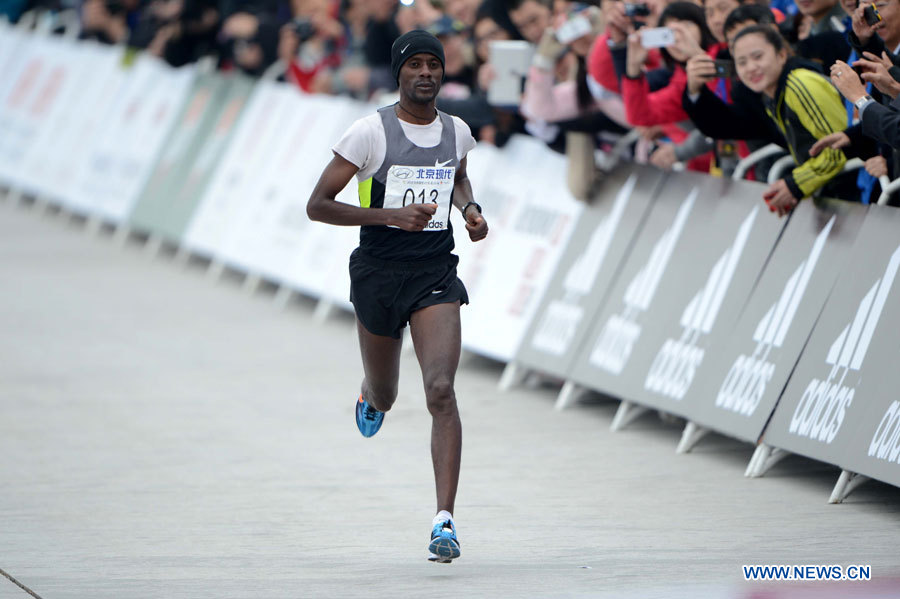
[403,188,439,206]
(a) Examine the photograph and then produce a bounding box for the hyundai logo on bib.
[644,206,757,400]
[531,175,637,356]
[589,189,697,374]
[716,217,835,416]
[790,244,900,444]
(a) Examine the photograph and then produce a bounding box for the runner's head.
[391,30,445,103]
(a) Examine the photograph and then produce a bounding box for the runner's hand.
[390,203,437,231]
[464,206,488,242]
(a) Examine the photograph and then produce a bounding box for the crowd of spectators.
[8,0,900,208]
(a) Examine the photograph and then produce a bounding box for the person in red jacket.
[621,2,719,171]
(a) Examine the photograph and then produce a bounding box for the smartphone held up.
[639,27,674,48]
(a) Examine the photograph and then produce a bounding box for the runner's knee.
[424,377,456,415]
[366,381,398,412]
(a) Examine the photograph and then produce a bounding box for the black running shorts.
[349,248,469,339]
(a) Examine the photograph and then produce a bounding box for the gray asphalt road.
[1,194,898,599]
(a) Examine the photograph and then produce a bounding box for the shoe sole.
[428,537,460,562]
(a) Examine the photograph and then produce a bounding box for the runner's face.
[399,53,444,103]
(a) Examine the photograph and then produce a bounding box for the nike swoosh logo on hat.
[401,43,411,54]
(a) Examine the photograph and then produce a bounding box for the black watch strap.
[462,201,482,215]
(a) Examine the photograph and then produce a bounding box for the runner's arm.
[453,157,488,242]
[307,152,436,231]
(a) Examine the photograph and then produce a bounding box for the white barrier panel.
[68,55,194,221]
[209,86,368,306]
[18,41,114,200]
[455,135,584,362]
[0,33,74,193]
[40,44,124,209]
[0,32,194,221]
[182,82,295,259]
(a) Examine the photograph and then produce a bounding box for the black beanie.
[390,30,445,83]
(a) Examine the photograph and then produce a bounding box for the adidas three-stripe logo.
[644,206,758,400]
[789,243,900,444]
[589,188,697,375]
[532,175,637,356]
[716,216,835,417]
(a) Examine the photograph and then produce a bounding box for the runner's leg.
[409,302,462,514]
[357,318,402,412]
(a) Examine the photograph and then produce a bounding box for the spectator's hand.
[686,55,717,96]
[477,63,496,91]
[586,5,606,36]
[536,27,566,67]
[389,203,437,232]
[150,0,183,22]
[866,50,894,70]
[763,179,797,217]
[636,125,665,140]
[668,21,705,61]
[603,0,630,44]
[852,3,885,46]
[278,24,301,63]
[82,0,129,42]
[809,131,851,156]
[223,12,258,39]
[650,143,678,170]
[465,207,489,242]
[830,60,868,103]
[625,31,649,78]
[865,155,889,177]
[856,52,900,98]
[310,12,343,40]
[147,22,180,56]
[81,0,110,30]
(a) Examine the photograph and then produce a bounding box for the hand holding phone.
[863,2,882,26]
[639,27,674,48]
[555,13,592,44]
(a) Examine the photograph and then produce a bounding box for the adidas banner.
[567,173,785,417]
[763,205,900,488]
[514,165,663,378]
[684,199,868,443]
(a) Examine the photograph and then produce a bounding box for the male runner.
[306,29,488,563]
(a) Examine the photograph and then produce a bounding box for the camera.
[624,3,651,17]
[291,17,316,42]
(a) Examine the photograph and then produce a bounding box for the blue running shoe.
[355,395,384,438]
[427,519,460,563]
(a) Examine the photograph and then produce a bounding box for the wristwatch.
[854,94,875,111]
[461,201,482,216]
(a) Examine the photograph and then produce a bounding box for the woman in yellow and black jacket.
[731,25,859,216]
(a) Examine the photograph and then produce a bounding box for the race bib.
[384,164,455,231]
